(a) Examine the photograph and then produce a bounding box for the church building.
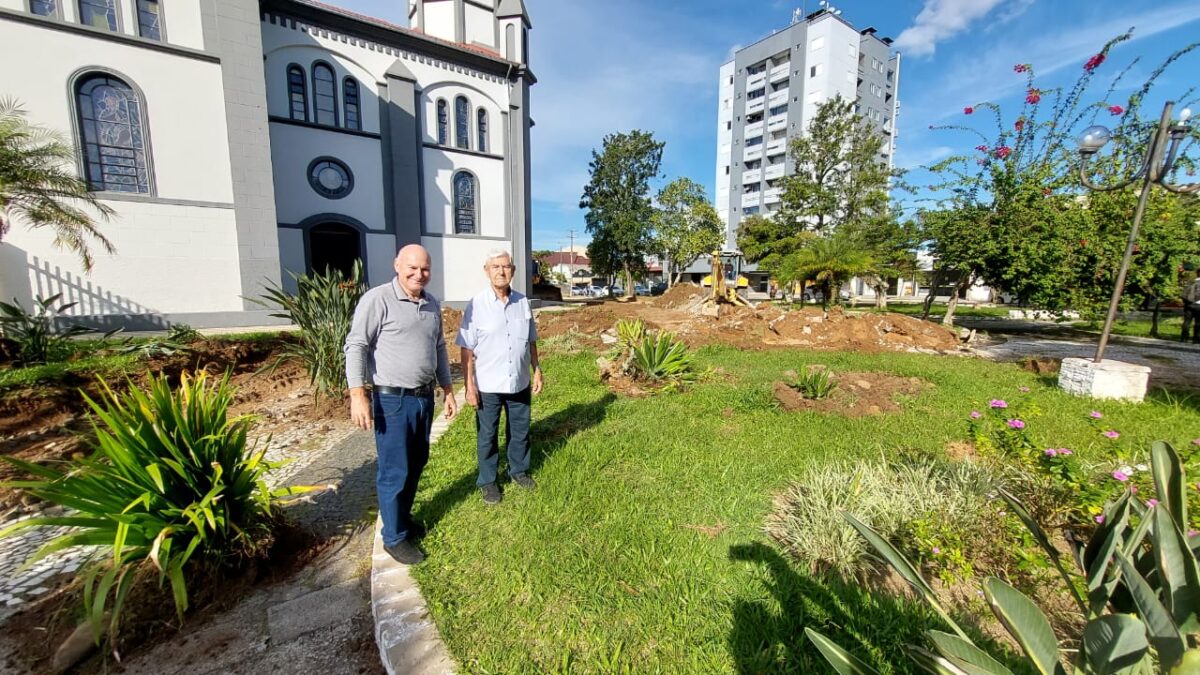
[0,0,534,328]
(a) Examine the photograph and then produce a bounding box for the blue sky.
[336,0,1200,252]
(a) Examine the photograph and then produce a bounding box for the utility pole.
[567,229,576,265]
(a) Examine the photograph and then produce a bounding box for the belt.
[373,383,434,398]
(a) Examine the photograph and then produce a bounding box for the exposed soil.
[771,371,931,417]
[537,284,962,354]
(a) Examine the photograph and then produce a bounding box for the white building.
[0,0,533,328]
[713,7,900,246]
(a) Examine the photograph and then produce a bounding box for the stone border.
[370,389,466,674]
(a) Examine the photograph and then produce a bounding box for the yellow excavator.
[698,249,753,317]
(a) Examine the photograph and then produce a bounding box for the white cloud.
[894,0,1008,58]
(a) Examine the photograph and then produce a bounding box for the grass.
[1080,315,1185,340]
[857,303,1013,319]
[409,345,1200,673]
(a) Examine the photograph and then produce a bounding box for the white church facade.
[0,0,534,328]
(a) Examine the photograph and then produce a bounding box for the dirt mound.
[772,372,930,417]
[651,282,707,309]
[765,306,959,352]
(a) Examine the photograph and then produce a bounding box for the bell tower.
[407,0,529,64]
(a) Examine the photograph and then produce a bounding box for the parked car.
[610,285,625,297]
[570,285,590,297]
[650,282,668,296]
[634,284,650,296]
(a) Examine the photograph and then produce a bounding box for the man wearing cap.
[345,244,458,565]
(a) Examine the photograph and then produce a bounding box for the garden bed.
[770,371,930,416]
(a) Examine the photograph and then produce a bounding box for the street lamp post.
[1076,101,1199,363]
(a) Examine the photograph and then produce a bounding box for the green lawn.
[411,346,1200,673]
[1081,315,1185,340]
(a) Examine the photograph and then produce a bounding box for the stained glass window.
[313,63,337,126]
[78,0,116,30]
[30,0,57,16]
[477,109,488,154]
[288,65,307,121]
[342,78,360,131]
[436,99,447,145]
[76,75,150,193]
[136,0,161,40]
[453,171,476,235]
[454,96,469,150]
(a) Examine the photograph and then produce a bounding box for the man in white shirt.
[457,250,544,505]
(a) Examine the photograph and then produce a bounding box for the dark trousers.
[475,387,532,487]
[373,392,433,547]
[1183,305,1200,343]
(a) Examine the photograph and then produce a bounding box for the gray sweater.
[344,279,451,390]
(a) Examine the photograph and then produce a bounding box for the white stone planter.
[1057,357,1150,402]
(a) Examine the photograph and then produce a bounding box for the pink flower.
[995,146,1012,160]
[970,411,982,419]
[1058,448,1073,456]
[1147,499,1159,508]
[1025,89,1042,105]
[1014,119,1025,132]
[1013,63,1030,73]
[975,144,989,152]
[1107,105,1124,116]
[1189,530,1198,538]
[1019,386,1030,392]
[1104,430,1120,439]
[1007,419,1026,430]
[989,399,1008,408]
[1089,411,1103,419]
[1192,439,1200,446]
[931,546,941,555]
[1044,448,1058,457]
[1095,515,1105,524]
[1112,470,1129,482]
[964,106,975,115]
[1084,53,1106,72]
[1130,485,1139,494]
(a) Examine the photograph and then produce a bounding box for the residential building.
[0,0,533,328]
[713,6,900,247]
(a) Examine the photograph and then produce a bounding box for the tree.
[841,213,920,309]
[651,177,723,285]
[0,97,114,271]
[787,233,874,309]
[580,130,663,297]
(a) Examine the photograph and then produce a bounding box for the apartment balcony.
[742,168,762,183]
[767,113,787,132]
[742,192,762,207]
[747,72,767,90]
[744,121,764,137]
[743,146,763,162]
[769,62,790,83]
[763,187,783,204]
[764,163,785,180]
[746,98,765,114]
[767,88,789,107]
[765,138,787,157]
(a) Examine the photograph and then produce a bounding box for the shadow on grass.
[1145,386,1200,413]
[415,393,615,531]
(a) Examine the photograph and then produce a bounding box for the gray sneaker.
[384,540,425,565]
[481,483,502,505]
[511,473,536,490]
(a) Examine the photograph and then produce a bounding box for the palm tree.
[786,234,874,309]
[0,97,114,271]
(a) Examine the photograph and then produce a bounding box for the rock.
[867,405,882,415]
[802,326,812,335]
[52,621,100,673]
[854,380,872,390]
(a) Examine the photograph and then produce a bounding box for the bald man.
[345,245,458,565]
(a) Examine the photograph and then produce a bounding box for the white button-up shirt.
[456,288,538,394]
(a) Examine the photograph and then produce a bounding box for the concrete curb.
[371,389,467,675]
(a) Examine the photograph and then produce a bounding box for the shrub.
[630,331,694,383]
[766,459,998,581]
[0,294,93,364]
[0,371,309,642]
[114,336,188,358]
[615,318,647,351]
[254,261,365,397]
[167,323,201,344]
[788,366,837,399]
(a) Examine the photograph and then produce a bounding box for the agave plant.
[0,293,93,364]
[806,440,1200,674]
[790,366,837,400]
[615,318,647,351]
[630,331,694,383]
[0,371,312,642]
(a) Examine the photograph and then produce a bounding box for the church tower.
[407,0,530,64]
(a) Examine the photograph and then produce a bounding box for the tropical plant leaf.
[1150,441,1186,531]
[927,630,1014,675]
[998,487,1086,614]
[1149,506,1200,633]
[1115,553,1185,670]
[804,628,882,675]
[1081,614,1150,675]
[982,578,1063,675]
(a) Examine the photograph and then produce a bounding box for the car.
[570,285,590,297]
[610,285,625,297]
[650,282,668,296]
[588,284,607,297]
[634,284,650,296]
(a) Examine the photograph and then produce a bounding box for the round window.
[307,158,353,199]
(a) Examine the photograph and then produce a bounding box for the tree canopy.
[652,177,723,283]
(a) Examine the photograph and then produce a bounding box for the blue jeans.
[475,387,531,487]
[373,392,433,547]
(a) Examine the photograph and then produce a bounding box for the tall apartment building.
[714,7,900,248]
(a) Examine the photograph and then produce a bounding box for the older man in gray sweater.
[345,244,457,565]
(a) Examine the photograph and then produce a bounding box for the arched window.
[287,65,307,121]
[312,62,337,126]
[342,77,360,131]
[505,24,515,61]
[78,0,117,30]
[75,73,151,193]
[135,0,161,40]
[454,95,469,150]
[476,108,488,154]
[453,171,476,235]
[436,99,448,145]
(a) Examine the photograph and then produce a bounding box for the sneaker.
[511,473,536,490]
[384,540,425,565]
[481,483,502,505]
[405,521,427,540]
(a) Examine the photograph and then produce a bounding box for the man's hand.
[466,383,480,408]
[442,386,458,420]
[350,389,372,430]
[532,367,544,395]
